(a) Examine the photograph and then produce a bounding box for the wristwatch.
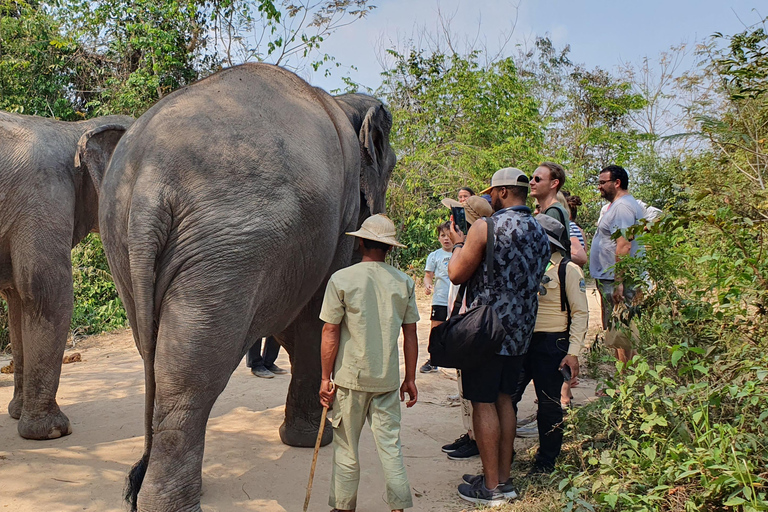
[452,243,464,252]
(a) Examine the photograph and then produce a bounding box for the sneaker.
[515,422,539,438]
[527,462,555,476]
[447,440,479,460]
[462,474,518,499]
[419,360,438,373]
[265,363,288,375]
[441,433,471,453]
[516,413,537,426]
[457,477,507,506]
[250,365,275,378]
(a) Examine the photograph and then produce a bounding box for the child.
[419,221,453,373]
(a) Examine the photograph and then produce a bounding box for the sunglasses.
[532,176,544,183]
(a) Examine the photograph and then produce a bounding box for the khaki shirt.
[534,252,589,355]
[319,261,420,392]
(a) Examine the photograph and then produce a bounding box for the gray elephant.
[0,112,133,439]
[76,63,395,512]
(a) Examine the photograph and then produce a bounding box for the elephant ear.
[75,124,129,194]
[359,104,395,215]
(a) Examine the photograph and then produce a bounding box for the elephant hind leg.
[136,301,251,512]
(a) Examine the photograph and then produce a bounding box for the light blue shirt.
[589,195,646,280]
[425,248,452,307]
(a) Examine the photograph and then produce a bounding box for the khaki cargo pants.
[329,386,413,510]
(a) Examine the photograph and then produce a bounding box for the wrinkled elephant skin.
[0,112,132,439]
[84,63,396,512]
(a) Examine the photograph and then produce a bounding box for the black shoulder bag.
[428,217,507,370]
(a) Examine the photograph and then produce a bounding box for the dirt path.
[0,288,603,511]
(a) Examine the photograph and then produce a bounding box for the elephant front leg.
[5,291,23,419]
[278,299,332,448]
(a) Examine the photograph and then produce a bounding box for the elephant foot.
[279,416,332,447]
[8,396,22,420]
[18,407,72,440]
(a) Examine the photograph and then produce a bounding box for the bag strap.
[558,256,572,332]
[450,216,495,317]
[485,216,495,287]
[450,283,466,317]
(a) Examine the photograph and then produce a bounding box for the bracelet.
[452,243,464,252]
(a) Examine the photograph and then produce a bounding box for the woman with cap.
[510,215,589,475]
[435,196,493,461]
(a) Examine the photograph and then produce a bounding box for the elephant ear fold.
[75,124,129,194]
[359,105,394,214]
[359,106,385,171]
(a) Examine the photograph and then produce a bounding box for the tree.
[379,46,544,266]
[0,0,80,118]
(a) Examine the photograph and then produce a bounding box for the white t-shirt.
[590,195,646,280]
[425,248,452,306]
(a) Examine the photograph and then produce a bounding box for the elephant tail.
[124,213,166,511]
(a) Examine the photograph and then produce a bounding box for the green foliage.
[381,49,545,267]
[0,299,8,352]
[0,0,80,118]
[70,234,127,335]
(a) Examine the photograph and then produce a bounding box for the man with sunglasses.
[530,162,571,254]
[590,165,646,363]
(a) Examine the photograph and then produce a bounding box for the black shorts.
[461,354,525,403]
[430,305,448,322]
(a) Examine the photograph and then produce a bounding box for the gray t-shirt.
[589,195,646,280]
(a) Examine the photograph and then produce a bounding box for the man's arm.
[447,219,486,284]
[612,205,636,302]
[319,322,341,407]
[560,265,589,379]
[400,322,418,407]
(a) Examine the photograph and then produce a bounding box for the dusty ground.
[0,287,603,511]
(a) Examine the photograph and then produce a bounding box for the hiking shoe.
[516,422,539,438]
[265,363,288,375]
[419,360,438,373]
[527,462,555,476]
[251,365,275,378]
[441,433,471,453]
[516,413,537,426]
[457,477,507,506]
[462,475,518,499]
[447,439,479,460]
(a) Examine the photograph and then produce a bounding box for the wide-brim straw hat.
[346,214,406,248]
[441,196,494,225]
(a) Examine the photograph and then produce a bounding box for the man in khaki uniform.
[319,214,420,512]
[511,215,588,474]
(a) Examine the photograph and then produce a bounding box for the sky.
[301,0,764,93]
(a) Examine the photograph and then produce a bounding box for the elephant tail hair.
[124,454,149,511]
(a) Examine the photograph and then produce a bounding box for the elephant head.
[72,118,132,243]
[333,93,397,217]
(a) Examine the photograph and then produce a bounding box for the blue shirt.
[425,248,452,306]
[467,206,550,356]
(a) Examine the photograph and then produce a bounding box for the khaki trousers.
[329,386,413,510]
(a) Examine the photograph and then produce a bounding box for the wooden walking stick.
[304,385,333,512]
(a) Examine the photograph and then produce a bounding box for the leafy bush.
[70,234,127,336]
[0,300,8,352]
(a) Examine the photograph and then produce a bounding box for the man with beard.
[590,164,646,363]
